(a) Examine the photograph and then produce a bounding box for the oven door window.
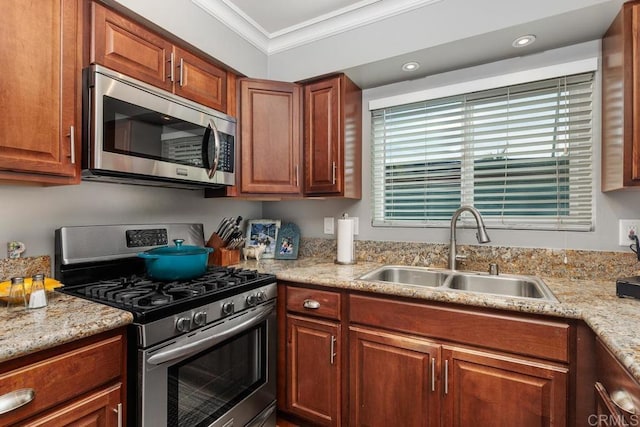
[103,96,212,169]
[167,322,267,427]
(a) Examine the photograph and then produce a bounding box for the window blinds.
[371,72,593,230]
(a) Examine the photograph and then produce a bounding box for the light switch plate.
[324,217,334,234]
[619,219,640,246]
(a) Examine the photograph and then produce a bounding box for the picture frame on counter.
[275,223,300,260]
[245,219,281,259]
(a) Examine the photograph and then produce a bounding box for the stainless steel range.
[54,224,277,427]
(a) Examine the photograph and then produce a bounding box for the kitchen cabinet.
[282,286,343,426]
[279,283,572,427]
[349,326,440,427]
[238,79,303,195]
[92,2,228,113]
[349,294,568,427]
[602,0,640,191]
[0,0,82,185]
[594,338,640,426]
[0,328,126,426]
[304,75,362,198]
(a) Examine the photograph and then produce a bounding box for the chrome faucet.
[448,205,491,270]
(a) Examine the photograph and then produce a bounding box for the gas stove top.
[58,266,275,323]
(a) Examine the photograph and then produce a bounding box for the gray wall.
[0,183,261,261]
[263,40,640,253]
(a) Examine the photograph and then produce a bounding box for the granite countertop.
[237,258,640,383]
[0,292,133,363]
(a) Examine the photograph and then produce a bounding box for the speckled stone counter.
[237,258,640,383]
[0,292,133,363]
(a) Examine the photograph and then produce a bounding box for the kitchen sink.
[445,273,558,301]
[358,265,450,288]
[358,265,557,302]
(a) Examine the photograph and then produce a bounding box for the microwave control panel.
[217,136,234,173]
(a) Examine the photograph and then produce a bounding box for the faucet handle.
[488,263,499,275]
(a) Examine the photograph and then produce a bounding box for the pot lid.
[145,239,211,256]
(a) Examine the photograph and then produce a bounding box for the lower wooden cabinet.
[349,326,440,427]
[279,283,573,427]
[594,338,640,426]
[442,345,567,427]
[287,314,341,426]
[0,329,126,427]
[18,384,122,427]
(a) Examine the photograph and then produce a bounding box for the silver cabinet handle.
[431,357,436,392]
[168,52,174,82]
[295,164,299,187]
[303,299,320,309]
[0,388,35,415]
[68,126,75,164]
[611,389,637,416]
[332,161,336,184]
[113,402,123,427]
[330,335,337,365]
[179,57,184,87]
[444,359,449,395]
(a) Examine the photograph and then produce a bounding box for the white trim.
[368,57,599,111]
[192,0,443,54]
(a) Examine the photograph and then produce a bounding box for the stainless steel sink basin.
[358,265,557,302]
[358,265,450,288]
[445,273,558,301]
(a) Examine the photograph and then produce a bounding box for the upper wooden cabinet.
[304,75,362,198]
[91,2,227,113]
[602,0,640,191]
[0,0,82,185]
[239,79,302,195]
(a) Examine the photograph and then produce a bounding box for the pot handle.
[137,253,160,260]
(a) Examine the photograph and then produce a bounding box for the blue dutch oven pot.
[137,239,213,281]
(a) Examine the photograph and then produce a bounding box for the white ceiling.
[192,0,626,88]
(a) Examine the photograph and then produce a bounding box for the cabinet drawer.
[349,294,569,362]
[287,287,341,320]
[0,335,123,425]
[595,338,640,417]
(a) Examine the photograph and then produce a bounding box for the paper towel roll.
[336,217,355,264]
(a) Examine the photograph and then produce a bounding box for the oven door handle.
[147,302,274,366]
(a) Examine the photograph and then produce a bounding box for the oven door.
[139,302,276,427]
[86,65,235,187]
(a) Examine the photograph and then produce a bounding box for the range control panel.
[126,229,168,248]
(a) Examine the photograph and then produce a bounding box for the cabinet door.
[0,0,80,183]
[442,345,568,427]
[349,326,440,427]
[240,79,302,194]
[92,3,172,92]
[287,314,340,426]
[18,384,122,427]
[304,76,341,195]
[173,47,227,112]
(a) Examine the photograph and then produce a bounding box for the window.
[371,72,594,231]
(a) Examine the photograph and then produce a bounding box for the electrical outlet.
[324,217,334,234]
[619,219,640,246]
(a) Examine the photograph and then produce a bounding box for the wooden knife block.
[206,233,240,267]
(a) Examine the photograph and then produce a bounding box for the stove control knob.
[222,302,234,316]
[193,311,207,327]
[246,294,258,306]
[176,317,191,333]
[256,291,267,303]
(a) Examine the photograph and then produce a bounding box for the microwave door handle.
[202,119,220,179]
[146,302,274,366]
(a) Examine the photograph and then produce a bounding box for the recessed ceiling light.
[512,34,536,48]
[402,61,420,72]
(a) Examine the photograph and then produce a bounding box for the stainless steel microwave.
[82,65,235,189]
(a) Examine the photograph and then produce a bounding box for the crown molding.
[192,0,443,54]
